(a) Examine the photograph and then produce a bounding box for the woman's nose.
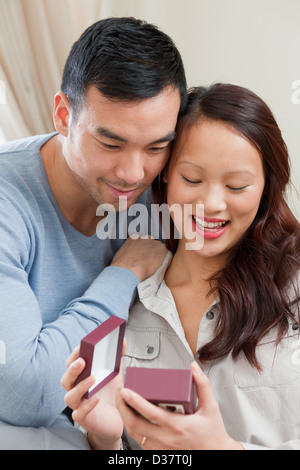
[201,185,227,214]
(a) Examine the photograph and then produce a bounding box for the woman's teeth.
[193,216,227,231]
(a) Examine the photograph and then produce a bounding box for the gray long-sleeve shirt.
[123,252,300,450]
[0,133,143,427]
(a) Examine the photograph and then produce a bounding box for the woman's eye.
[227,185,248,192]
[182,176,202,184]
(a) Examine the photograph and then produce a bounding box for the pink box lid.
[125,367,196,413]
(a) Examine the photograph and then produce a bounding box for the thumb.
[118,338,127,380]
[122,337,127,357]
[190,361,216,413]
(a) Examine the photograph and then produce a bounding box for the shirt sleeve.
[242,439,300,450]
[0,198,139,427]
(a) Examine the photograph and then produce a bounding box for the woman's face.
[165,120,265,262]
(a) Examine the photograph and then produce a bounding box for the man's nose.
[114,152,145,185]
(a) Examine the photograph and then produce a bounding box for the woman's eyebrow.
[178,161,255,177]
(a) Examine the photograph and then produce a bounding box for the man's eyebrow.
[150,131,177,145]
[96,127,128,143]
[95,127,176,145]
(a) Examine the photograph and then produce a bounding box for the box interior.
[89,326,120,393]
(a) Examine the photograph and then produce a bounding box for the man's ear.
[53,92,70,137]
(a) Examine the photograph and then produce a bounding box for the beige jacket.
[123,252,300,450]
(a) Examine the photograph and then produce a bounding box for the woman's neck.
[164,243,228,356]
[165,241,227,290]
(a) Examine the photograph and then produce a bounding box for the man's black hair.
[61,17,187,118]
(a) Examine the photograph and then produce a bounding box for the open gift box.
[75,315,126,398]
[76,317,196,413]
[124,367,197,414]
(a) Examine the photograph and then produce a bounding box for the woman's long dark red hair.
[152,83,300,370]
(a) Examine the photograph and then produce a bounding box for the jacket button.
[147,346,154,354]
[206,311,215,320]
[292,323,299,331]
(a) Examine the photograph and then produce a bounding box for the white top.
[123,252,300,450]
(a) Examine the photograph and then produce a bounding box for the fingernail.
[191,361,202,374]
[120,388,131,401]
[89,396,99,406]
[86,375,95,386]
[71,358,82,369]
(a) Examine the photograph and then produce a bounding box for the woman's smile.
[192,216,230,239]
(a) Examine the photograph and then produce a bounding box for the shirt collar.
[138,250,220,310]
[138,251,173,300]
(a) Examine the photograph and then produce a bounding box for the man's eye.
[101,142,120,150]
[149,146,168,153]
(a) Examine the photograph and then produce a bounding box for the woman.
[62,84,300,450]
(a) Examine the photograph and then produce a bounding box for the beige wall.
[110,0,300,217]
[1,0,299,216]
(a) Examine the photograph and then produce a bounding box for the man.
[0,17,187,449]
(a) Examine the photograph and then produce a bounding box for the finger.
[66,345,80,367]
[122,337,127,357]
[190,361,216,413]
[61,356,86,391]
[117,390,148,428]
[119,388,165,425]
[72,395,99,423]
[117,392,157,449]
[64,375,95,410]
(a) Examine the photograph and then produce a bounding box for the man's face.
[62,85,181,211]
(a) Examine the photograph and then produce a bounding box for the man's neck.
[40,134,100,237]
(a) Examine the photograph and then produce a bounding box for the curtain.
[0,0,116,141]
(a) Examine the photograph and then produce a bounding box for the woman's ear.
[53,92,71,137]
[162,167,168,184]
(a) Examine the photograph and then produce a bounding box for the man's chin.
[94,194,142,213]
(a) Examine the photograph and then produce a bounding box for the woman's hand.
[61,344,125,450]
[117,361,243,450]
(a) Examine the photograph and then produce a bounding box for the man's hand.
[110,237,168,281]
